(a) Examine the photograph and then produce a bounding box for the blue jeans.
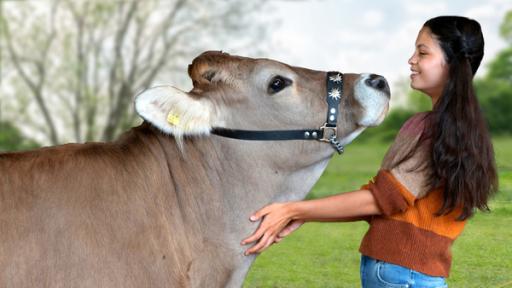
[360,255,448,288]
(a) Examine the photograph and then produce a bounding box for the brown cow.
[0,51,390,287]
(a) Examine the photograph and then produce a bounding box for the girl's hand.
[241,202,298,255]
[275,220,305,243]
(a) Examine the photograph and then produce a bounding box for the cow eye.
[268,76,291,94]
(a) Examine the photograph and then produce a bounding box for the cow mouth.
[354,74,390,128]
[368,103,390,127]
[355,96,390,127]
[336,102,387,147]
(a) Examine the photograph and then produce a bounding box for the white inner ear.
[135,85,216,137]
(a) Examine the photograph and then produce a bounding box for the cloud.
[403,1,448,16]
[465,5,497,20]
[362,10,385,28]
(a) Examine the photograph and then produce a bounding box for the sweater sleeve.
[364,169,416,216]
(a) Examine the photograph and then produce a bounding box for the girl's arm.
[241,189,382,255]
[293,189,381,220]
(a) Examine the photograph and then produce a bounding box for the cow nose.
[365,74,390,97]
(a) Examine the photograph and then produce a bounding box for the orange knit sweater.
[359,113,466,277]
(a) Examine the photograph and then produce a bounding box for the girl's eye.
[268,76,292,94]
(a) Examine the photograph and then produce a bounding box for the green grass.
[243,136,512,288]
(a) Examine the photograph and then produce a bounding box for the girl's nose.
[408,54,417,65]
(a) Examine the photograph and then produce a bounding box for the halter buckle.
[319,123,337,143]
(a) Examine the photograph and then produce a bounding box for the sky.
[254,0,512,107]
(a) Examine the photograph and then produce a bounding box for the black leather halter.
[211,71,345,154]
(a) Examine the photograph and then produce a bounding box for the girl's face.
[408,26,449,104]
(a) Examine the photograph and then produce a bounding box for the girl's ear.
[135,86,218,137]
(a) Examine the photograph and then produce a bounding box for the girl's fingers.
[241,224,266,245]
[278,225,293,238]
[259,236,276,253]
[245,232,272,255]
[252,234,276,254]
[249,204,273,221]
[243,204,282,245]
[278,220,304,237]
[242,202,292,254]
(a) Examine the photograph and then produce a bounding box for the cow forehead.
[188,51,325,85]
[237,57,325,82]
[250,60,296,82]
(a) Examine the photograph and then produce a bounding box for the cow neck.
[133,121,337,214]
[205,135,332,225]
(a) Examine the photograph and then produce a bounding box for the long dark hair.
[411,16,497,220]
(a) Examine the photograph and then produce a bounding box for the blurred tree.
[476,78,512,134]
[405,89,431,112]
[476,10,512,134]
[500,10,512,44]
[0,120,39,151]
[0,0,269,145]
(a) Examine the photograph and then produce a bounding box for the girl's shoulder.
[398,111,430,137]
[381,112,430,167]
[382,112,430,166]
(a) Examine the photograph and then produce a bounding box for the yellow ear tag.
[167,112,181,126]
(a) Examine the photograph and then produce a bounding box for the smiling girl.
[241,16,498,287]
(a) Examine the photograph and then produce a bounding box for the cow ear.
[135,86,217,137]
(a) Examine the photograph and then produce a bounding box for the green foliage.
[406,89,432,111]
[475,77,512,134]
[0,121,39,152]
[486,47,512,82]
[476,25,512,135]
[500,10,512,44]
[474,11,512,135]
[492,136,512,202]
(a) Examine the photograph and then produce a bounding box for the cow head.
[135,51,389,155]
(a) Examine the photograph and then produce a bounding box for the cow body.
[2,126,221,287]
[0,124,330,287]
[0,51,389,287]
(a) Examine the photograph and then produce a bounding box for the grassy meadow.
[243,136,512,288]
